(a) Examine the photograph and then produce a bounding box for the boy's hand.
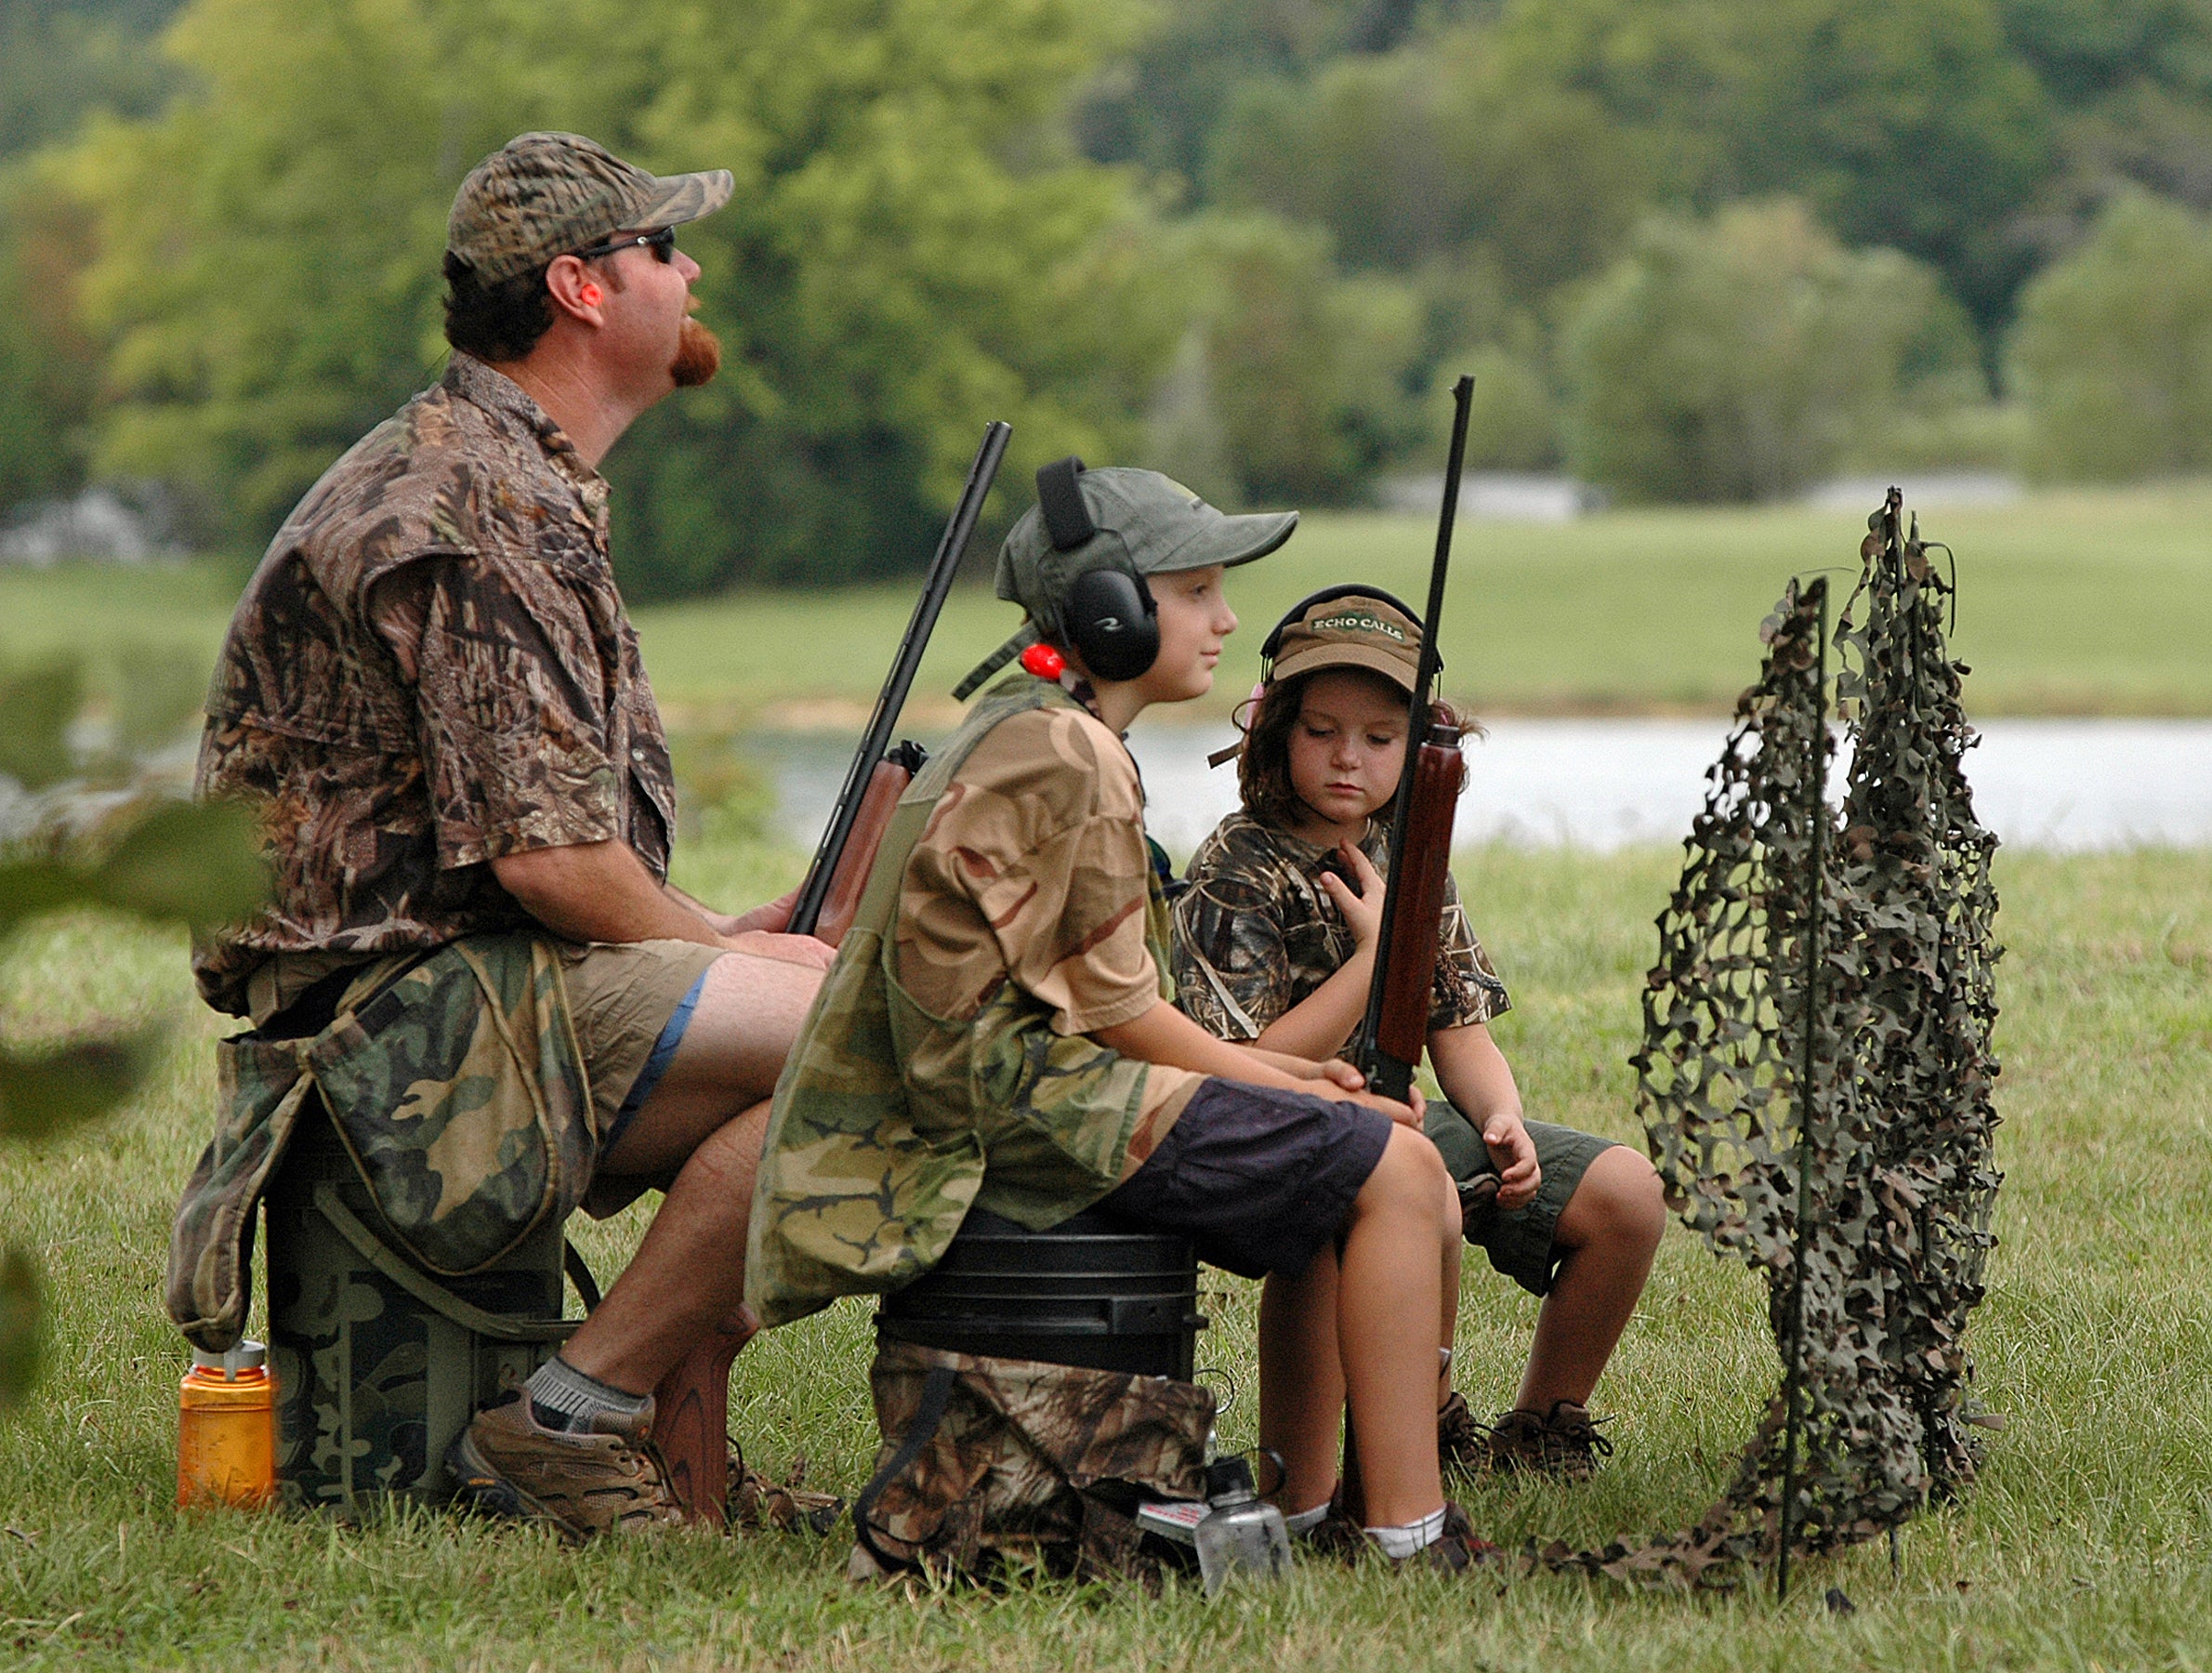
[1483,1112,1541,1208]
[1299,1057,1424,1127]
[1315,843,1386,948]
[1348,1083,1425,1128]
[1303,1058,1369,1095]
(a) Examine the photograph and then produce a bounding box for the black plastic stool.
[877,1207,1206,1378]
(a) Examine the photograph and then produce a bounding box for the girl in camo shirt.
[1169,586,1667,1477]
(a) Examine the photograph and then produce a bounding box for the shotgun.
[787,419,1012,944]
[1348,375,1474,1103]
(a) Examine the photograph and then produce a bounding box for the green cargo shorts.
[1422,1101,1618,1298]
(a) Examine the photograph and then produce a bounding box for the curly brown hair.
[1235,667,1468,831]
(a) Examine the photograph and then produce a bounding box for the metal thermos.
[1192,1456,1291,1594]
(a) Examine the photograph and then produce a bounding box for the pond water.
[745,718,2212,858]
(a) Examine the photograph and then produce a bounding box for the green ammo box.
[263,1100,589,1514]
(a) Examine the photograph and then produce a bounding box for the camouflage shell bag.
[852,1337,1214,1583]
[168,933,592,1351]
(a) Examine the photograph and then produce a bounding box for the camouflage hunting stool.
[854,1206,1215,1582]
[167,936,601,1515]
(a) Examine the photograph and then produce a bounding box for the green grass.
[7,483,2212,723]
[2,840,2208,1669]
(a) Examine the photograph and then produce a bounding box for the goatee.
[671,317,722,388]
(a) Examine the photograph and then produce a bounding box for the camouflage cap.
[994,467,1297,640]
[448,132,734,284]
[1268,589,1425,692]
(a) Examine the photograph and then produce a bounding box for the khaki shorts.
[556,938,727,1153]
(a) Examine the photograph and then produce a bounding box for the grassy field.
[4,484,2211,726]
[0,837,2206,1670]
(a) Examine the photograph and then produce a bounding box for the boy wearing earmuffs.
[747,462,1495,1569]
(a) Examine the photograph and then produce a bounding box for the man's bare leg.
[1511,1146,1666,1413]
[560,951,822,1392]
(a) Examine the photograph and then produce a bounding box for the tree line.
[4,0,2212,596]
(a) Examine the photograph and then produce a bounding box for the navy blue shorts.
[1096,1078,1395,1280]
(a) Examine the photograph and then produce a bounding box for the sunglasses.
[573,225,677,264]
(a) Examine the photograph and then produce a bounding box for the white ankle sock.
[1283,1502,1332,1536]
[1363,1507,1448,1559]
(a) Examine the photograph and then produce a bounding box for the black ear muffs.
[1035,454,1161,681]
[1067,566,1160,681]
[1036,454,1096,549]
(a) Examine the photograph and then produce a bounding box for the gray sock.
[524,1355,649,1434]
[1284,1502,1332,1537]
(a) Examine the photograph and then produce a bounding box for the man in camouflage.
[185,132,833,1538]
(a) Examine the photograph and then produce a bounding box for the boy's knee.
[1363,1126,1449,1223]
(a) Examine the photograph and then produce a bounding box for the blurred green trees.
[0,653,267,1412]
[47,0,1182,593]
[1146,214,1424,507]
[2011,192,2212,481]
[1562,202,1979,503]
[9,0,2212,572]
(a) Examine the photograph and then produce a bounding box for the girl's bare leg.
[1258,1251,1346,1516]
[1439,1176,1463,1407]
[1512,1146,1666,1412]
[1336,1126,1451,1528]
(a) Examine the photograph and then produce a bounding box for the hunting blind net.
[1552,490,2004,1590]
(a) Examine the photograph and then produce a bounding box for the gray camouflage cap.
[994,467,1297,640]
[447,131,734,284]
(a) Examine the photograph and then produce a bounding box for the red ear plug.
[580,284,602,306]
[1020,643,1068,679]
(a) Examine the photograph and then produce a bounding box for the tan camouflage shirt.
[746,676,1202,1325]
[1170,810,1508,1049]
[191,353,677,1017]
[896,699,1204,1164]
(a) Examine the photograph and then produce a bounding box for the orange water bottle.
[177,1339,276,1510]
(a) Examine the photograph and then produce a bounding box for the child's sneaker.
[1395,1503,1502,1572]
[1481,1400,1614,1480]
[1310,1501,1502,1571]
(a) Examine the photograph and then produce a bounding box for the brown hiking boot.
[1480,1400,1614,1480]
[447,1393,686,1540]
[1437,1390,1487,1476]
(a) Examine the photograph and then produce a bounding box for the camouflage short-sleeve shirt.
[191,354,678,1016]
[897,702,1204,1170]
[1170,810,1508,1048]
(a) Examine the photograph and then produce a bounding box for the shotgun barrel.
[1350,375,1474,1100]
[787,420,1011,938]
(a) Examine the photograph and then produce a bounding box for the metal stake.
[1776,579,1830,1605]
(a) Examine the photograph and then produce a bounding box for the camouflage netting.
[1546,492,2003,1589]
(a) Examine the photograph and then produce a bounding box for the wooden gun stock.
[809,753,915,949]
[1350,374,1472,1106]
[652,1309,759,1526]
[1368,727,1464,1080]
